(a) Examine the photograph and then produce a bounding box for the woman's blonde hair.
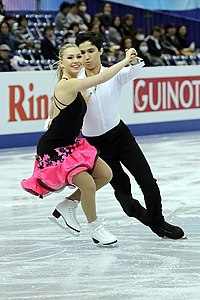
[56,43,79,81]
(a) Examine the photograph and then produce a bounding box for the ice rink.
[0,131,200,300]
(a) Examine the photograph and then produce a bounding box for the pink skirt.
[21,138,98,198]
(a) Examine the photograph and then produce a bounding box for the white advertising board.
[0,70,56,135]
[119,65,200,124]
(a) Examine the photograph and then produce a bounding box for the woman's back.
[37,92,86,156]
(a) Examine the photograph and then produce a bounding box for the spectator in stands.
[40,26,59,60]
[15,16,29,39]
[95,2,113,29]
[145,26,165,66]
[0,44,15,71]
[89,21,110,49]
[3,15,17,31]
[121,14,135,38]
[0,21,16,55]
[63,30,76,44]
[63,22,80,44]
[66,3,88,31]
[109,16,123,45]
[133,28,146,50]
[14,15,34,50]
[137,40,155,66]
[3,15,21,45]
[117,36,134,60]
[159,25,166,43]
[54,1,70,31]
[162,23,180,55]
[77,0,91,28]
[176,25,195,55]
[69,22,80,36]
[0,0,4,23]
[90,15,101,26]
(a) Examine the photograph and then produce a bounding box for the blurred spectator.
[54,1,70,31]
[109,16,123,45]
[101,46,118,67]
[117,35,134,60]
[90,15,101,26]
[133,28,145,50]
[137,40,154,66]
[145,26,165,66]
[0,21,16,55]
[162,23,180,55]
[63,22,80,44]
[3,15,17,31]
[0,0,4,23]
[14,15,35,50]
[121,14,135,37]
[15,16,30,40]
[0,44,15,71]
[41,26,59,60]
[176,25,195,55]
[63,30,76,44]
[89,21,110,51]
[89,21,110,48]
[66,3,88,31]
[95,2,113,29]
[69,22,80,35]
[159,25,166,43]
[76,0,91,28]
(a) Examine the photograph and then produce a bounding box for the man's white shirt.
[44,60,144,133]
[78,60,145,137]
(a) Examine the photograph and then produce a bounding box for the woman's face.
[114,16,121,27]
[124,38,133,49]
[179,26,187,36]
[0,22,10,34]
[61,46,83,77]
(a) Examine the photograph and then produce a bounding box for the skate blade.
[48,216,80,237]
[162,234,188,240]
[92,238,119,247]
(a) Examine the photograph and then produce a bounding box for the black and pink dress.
[21,92,98,198]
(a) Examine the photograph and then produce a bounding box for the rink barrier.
[1,119,200,149]
[0,66,200,149]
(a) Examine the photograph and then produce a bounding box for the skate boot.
[88,218,118,246]
[49,198,81,236]
[150,221,185,239]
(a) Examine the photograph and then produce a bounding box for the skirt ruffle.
[21,138,98,198]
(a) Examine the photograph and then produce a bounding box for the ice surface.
[0,131,200,300]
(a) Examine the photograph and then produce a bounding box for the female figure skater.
[21,43,136,246]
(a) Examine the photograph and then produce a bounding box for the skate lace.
[96,224,111,236]
[68,207,78,223]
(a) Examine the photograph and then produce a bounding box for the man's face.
[79,41,101,70]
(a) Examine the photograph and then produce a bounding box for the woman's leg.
[72,160,117,245]
[68,157,112,201]
[72,158,112,222]
[72,171,96,223]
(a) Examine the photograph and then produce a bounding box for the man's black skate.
[150,221,185,239]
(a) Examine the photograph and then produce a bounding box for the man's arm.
[116,57,145,86]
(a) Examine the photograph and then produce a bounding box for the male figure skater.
[51,32,185,240]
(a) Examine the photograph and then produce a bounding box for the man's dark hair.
[75,31,102,51]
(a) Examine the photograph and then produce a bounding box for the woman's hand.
[125,48,138,63]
